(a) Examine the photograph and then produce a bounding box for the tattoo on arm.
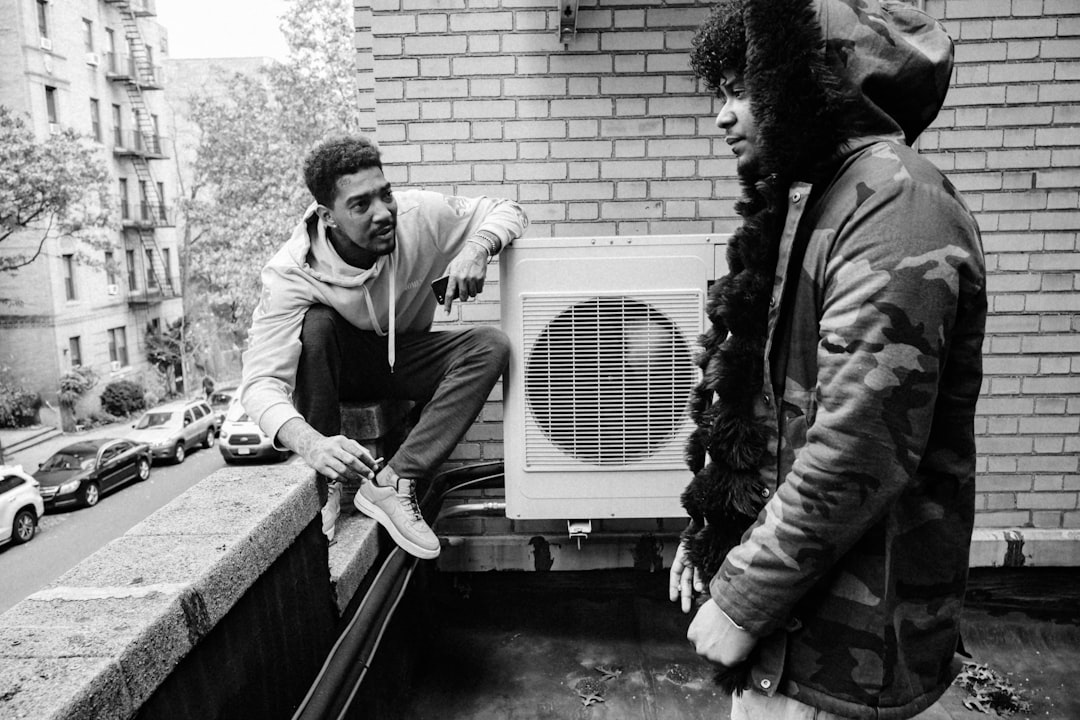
[277,418,323,458]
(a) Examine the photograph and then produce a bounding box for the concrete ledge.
[0,464,323,720]
[328,511,383,614]
[971,528,1080,568]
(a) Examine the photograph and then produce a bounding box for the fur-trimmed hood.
[696,0,954,183]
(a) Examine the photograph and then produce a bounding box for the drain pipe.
[291,462,505,720]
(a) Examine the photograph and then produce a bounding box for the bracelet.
[472,229,501,257]
[467,238,493,261]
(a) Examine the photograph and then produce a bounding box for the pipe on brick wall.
[291,462,506,720]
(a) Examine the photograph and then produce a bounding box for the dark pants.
[294,305,510,479]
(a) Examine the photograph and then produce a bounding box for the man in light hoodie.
[241,134,529,559]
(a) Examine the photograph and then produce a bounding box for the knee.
[468,325,511,368]
[300,305,341,347]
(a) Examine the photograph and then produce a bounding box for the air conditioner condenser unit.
[500,234,727,520]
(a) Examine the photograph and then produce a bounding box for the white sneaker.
[353,474,440,559]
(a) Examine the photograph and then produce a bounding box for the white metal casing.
[500,234,728,519]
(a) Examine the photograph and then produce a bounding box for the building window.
[36,0,48,38]
[162,247,171,284]
[139,181,150,221]
[45,86,58,125]
[90,98,101,141]
[105,250,117,286]
[145,248,158,287]
[82,18,93,51]
[69,337,83,368]
[126,249,137,291]
[108,327,129,367]
[62,254,76,300]
[157,181,166,220]
[119,178,129,219]
[112,103,122,146]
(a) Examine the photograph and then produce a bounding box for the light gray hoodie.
[240,189,528,445]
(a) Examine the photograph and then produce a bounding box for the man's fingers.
[681,569,694,614]
[668,565,682,603]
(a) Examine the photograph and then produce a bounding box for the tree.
[145,318,188,395]
[0,106,115,274]
[181,0,360,338]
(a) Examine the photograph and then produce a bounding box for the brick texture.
[354,0,1080,526]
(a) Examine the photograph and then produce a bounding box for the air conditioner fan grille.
[523,294,698,467]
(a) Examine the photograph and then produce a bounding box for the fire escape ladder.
[109,0,175,302]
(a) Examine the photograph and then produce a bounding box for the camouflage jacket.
[710,136,986,719]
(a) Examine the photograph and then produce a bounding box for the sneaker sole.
[353,493,441,560]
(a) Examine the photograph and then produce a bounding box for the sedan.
[1,465,44,546]
[218,398,290,464]
[208,384,239,425]
[33,438,151,510]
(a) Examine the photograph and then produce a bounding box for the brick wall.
[355,0,1080,530]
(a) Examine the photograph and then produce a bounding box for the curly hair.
[689,0,747,93]
[303,134,383,207]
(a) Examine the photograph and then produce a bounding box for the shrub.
[58,366,98,409]
[100,379,147,417]
[0,380,42,428]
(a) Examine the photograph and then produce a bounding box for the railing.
[103,0,156,15]
[119,200,171,225]
[113,130,168,157]
[103,52,162,86]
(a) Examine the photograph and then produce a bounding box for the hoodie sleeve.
[240,262,310,447]
[710,176,984,636]
[414,191,529,257]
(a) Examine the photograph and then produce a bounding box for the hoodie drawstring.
[388,253,396,373]
[357,254,397,374]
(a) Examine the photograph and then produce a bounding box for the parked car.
[208,384,239,424]
[1,465,44,546]
[33,438,152,510]
[129,398,219,464]
[218,397,290,464]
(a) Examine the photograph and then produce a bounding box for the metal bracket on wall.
[558,0,579,43]
[567,519,592,549]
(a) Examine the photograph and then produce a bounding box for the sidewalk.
[0,420,137,472]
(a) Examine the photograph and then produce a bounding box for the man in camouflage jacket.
[670,1,987,718]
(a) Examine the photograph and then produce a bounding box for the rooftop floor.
[395,568,1080,720]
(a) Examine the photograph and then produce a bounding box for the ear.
[314,205,336,228]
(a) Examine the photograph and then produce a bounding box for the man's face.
[319,166,398,264]
[715,68,759,178]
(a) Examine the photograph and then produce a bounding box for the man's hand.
[278,418,377,482]
[441,242,489,312]
[687,599,758,667]
[669,540,706,613]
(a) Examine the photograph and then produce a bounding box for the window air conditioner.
[107,284,118,295]
[39,37,53,51]
[48,123,60,135]
[85,52,99,66]
[110,360,122,372]
[500,234,727,519]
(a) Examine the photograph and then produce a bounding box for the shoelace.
[398,486,423,522]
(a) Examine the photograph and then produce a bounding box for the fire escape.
[104,0,176,314]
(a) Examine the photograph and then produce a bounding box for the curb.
[971,528,1080,568]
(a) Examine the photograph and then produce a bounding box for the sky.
[155,0,290,61]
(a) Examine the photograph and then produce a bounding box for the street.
[0,446,227,614]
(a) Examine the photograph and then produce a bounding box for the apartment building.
[0,0,182,415]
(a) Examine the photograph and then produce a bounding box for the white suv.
[1,465,45,547]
